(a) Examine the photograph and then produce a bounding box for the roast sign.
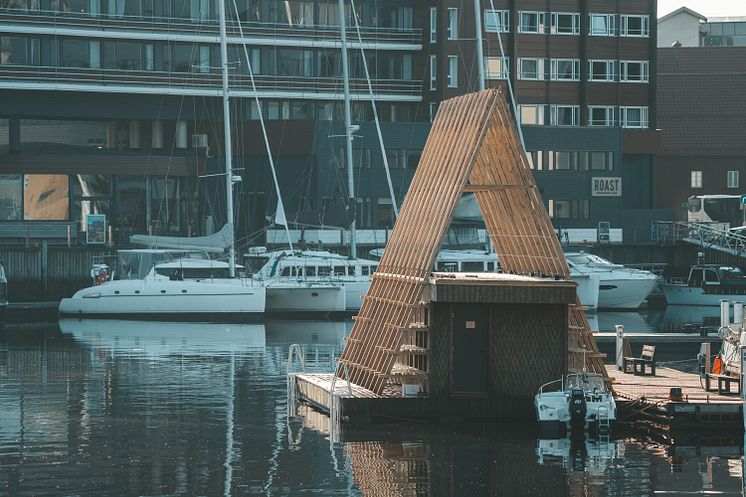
[591,177,622,197]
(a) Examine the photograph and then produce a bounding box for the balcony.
[0,9,422,49]
[0,65,422,100]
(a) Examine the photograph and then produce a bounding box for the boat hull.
[662,284,746,306]
[59,280,266,322]
[264,284,346,315]
[573,274,600,310]
[597,277,659,309]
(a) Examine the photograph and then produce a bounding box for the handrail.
[537,377,563,395]
[0,65,422,95]
[0,8,422,44]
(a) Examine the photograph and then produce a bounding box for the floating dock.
[607,365,742,431]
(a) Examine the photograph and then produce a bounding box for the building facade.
[0,0,661,250]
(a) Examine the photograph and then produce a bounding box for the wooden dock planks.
[338,89,605,395]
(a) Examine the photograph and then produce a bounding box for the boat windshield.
[566,373,605,392]
[244,256,270,275]
[566,253,614,267]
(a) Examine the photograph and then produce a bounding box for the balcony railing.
[0,9,423,46]
[0,65,423,98]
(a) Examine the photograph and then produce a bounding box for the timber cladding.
[428,303,568,398]
[338,89,603,395]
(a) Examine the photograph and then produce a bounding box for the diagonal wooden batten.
[337,89,605,395]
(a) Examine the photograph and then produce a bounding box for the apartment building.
[0,0,662,247]
[656,12,746,219]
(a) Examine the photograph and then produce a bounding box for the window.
[429,102,438,122]
[589,152,614,171]
[447,8,458,40]
[620,61,649,82]
[589,106,615,126]
[484,9,510,33]
[728,171,739,188]
[429,7,437,43]
[590,14,617,36]
[620,106,648,128]
[61,38,90,68]
[550,59,580,81]
[551,13,580,35]
[621,15,649,37]
[550,105,580,126]
[485,56,509,79]
[519,58,544,80]
[519,12,545,34]
[549,199,584,219]
[447,55,458,87]
[0,174,22,220]
[555,151,577,170]
[691,171,703,189]
[519,105,545,126]
[429,55,436,90]
[589,60,615,81]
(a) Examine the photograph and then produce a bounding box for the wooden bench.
[704,373,741,395]
[623,345,656,376]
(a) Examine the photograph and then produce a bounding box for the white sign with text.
[591,177,622,197]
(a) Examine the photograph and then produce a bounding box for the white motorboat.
[59,250,265,322]
[565,252,659,309]
[662,265,746,306]
[534,372,616,434]
[245,248,377,313]
[370,248,601,310]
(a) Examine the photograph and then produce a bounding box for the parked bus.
[687,195,743,228]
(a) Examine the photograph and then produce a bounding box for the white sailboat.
[237,0,377,314]
[59,1,265,322]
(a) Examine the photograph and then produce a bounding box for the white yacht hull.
[343,279,372,311]
[573,274,600,310]
[662,284,746,306]
[598,277,659,309]
[264,283,346,314]
[59,279,265,322]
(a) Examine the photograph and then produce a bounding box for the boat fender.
[712,356,724,375]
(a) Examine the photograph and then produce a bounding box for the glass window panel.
[172,43,197,72]
[0,175,23,220]
[590,152,607,170]
[63,0,89,13]
[24,174,70,220]
[554,200,572,219]
[520,12,539,32]
[61,38,90,68]
[555,151,573,170]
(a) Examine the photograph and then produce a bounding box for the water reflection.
[591,306,722,333]
[0,320,744,496]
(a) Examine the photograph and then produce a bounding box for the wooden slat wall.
[468,93,604,376]
[338,89,604,395]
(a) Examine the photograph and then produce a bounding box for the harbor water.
[0,315,743,496]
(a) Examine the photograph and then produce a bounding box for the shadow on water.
[0,319,744,496]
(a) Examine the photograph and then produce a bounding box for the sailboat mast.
[219,0,236,277]
[338,0,357,260]
[474,0,486,91]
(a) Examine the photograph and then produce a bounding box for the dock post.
[734,302,744,331]
[615,325,624,370]
[721,300,730,329]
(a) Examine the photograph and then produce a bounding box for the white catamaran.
[59,1,265,322]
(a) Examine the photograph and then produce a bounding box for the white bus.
[687,195,743,228]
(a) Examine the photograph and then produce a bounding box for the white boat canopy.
[129,223,234,253]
